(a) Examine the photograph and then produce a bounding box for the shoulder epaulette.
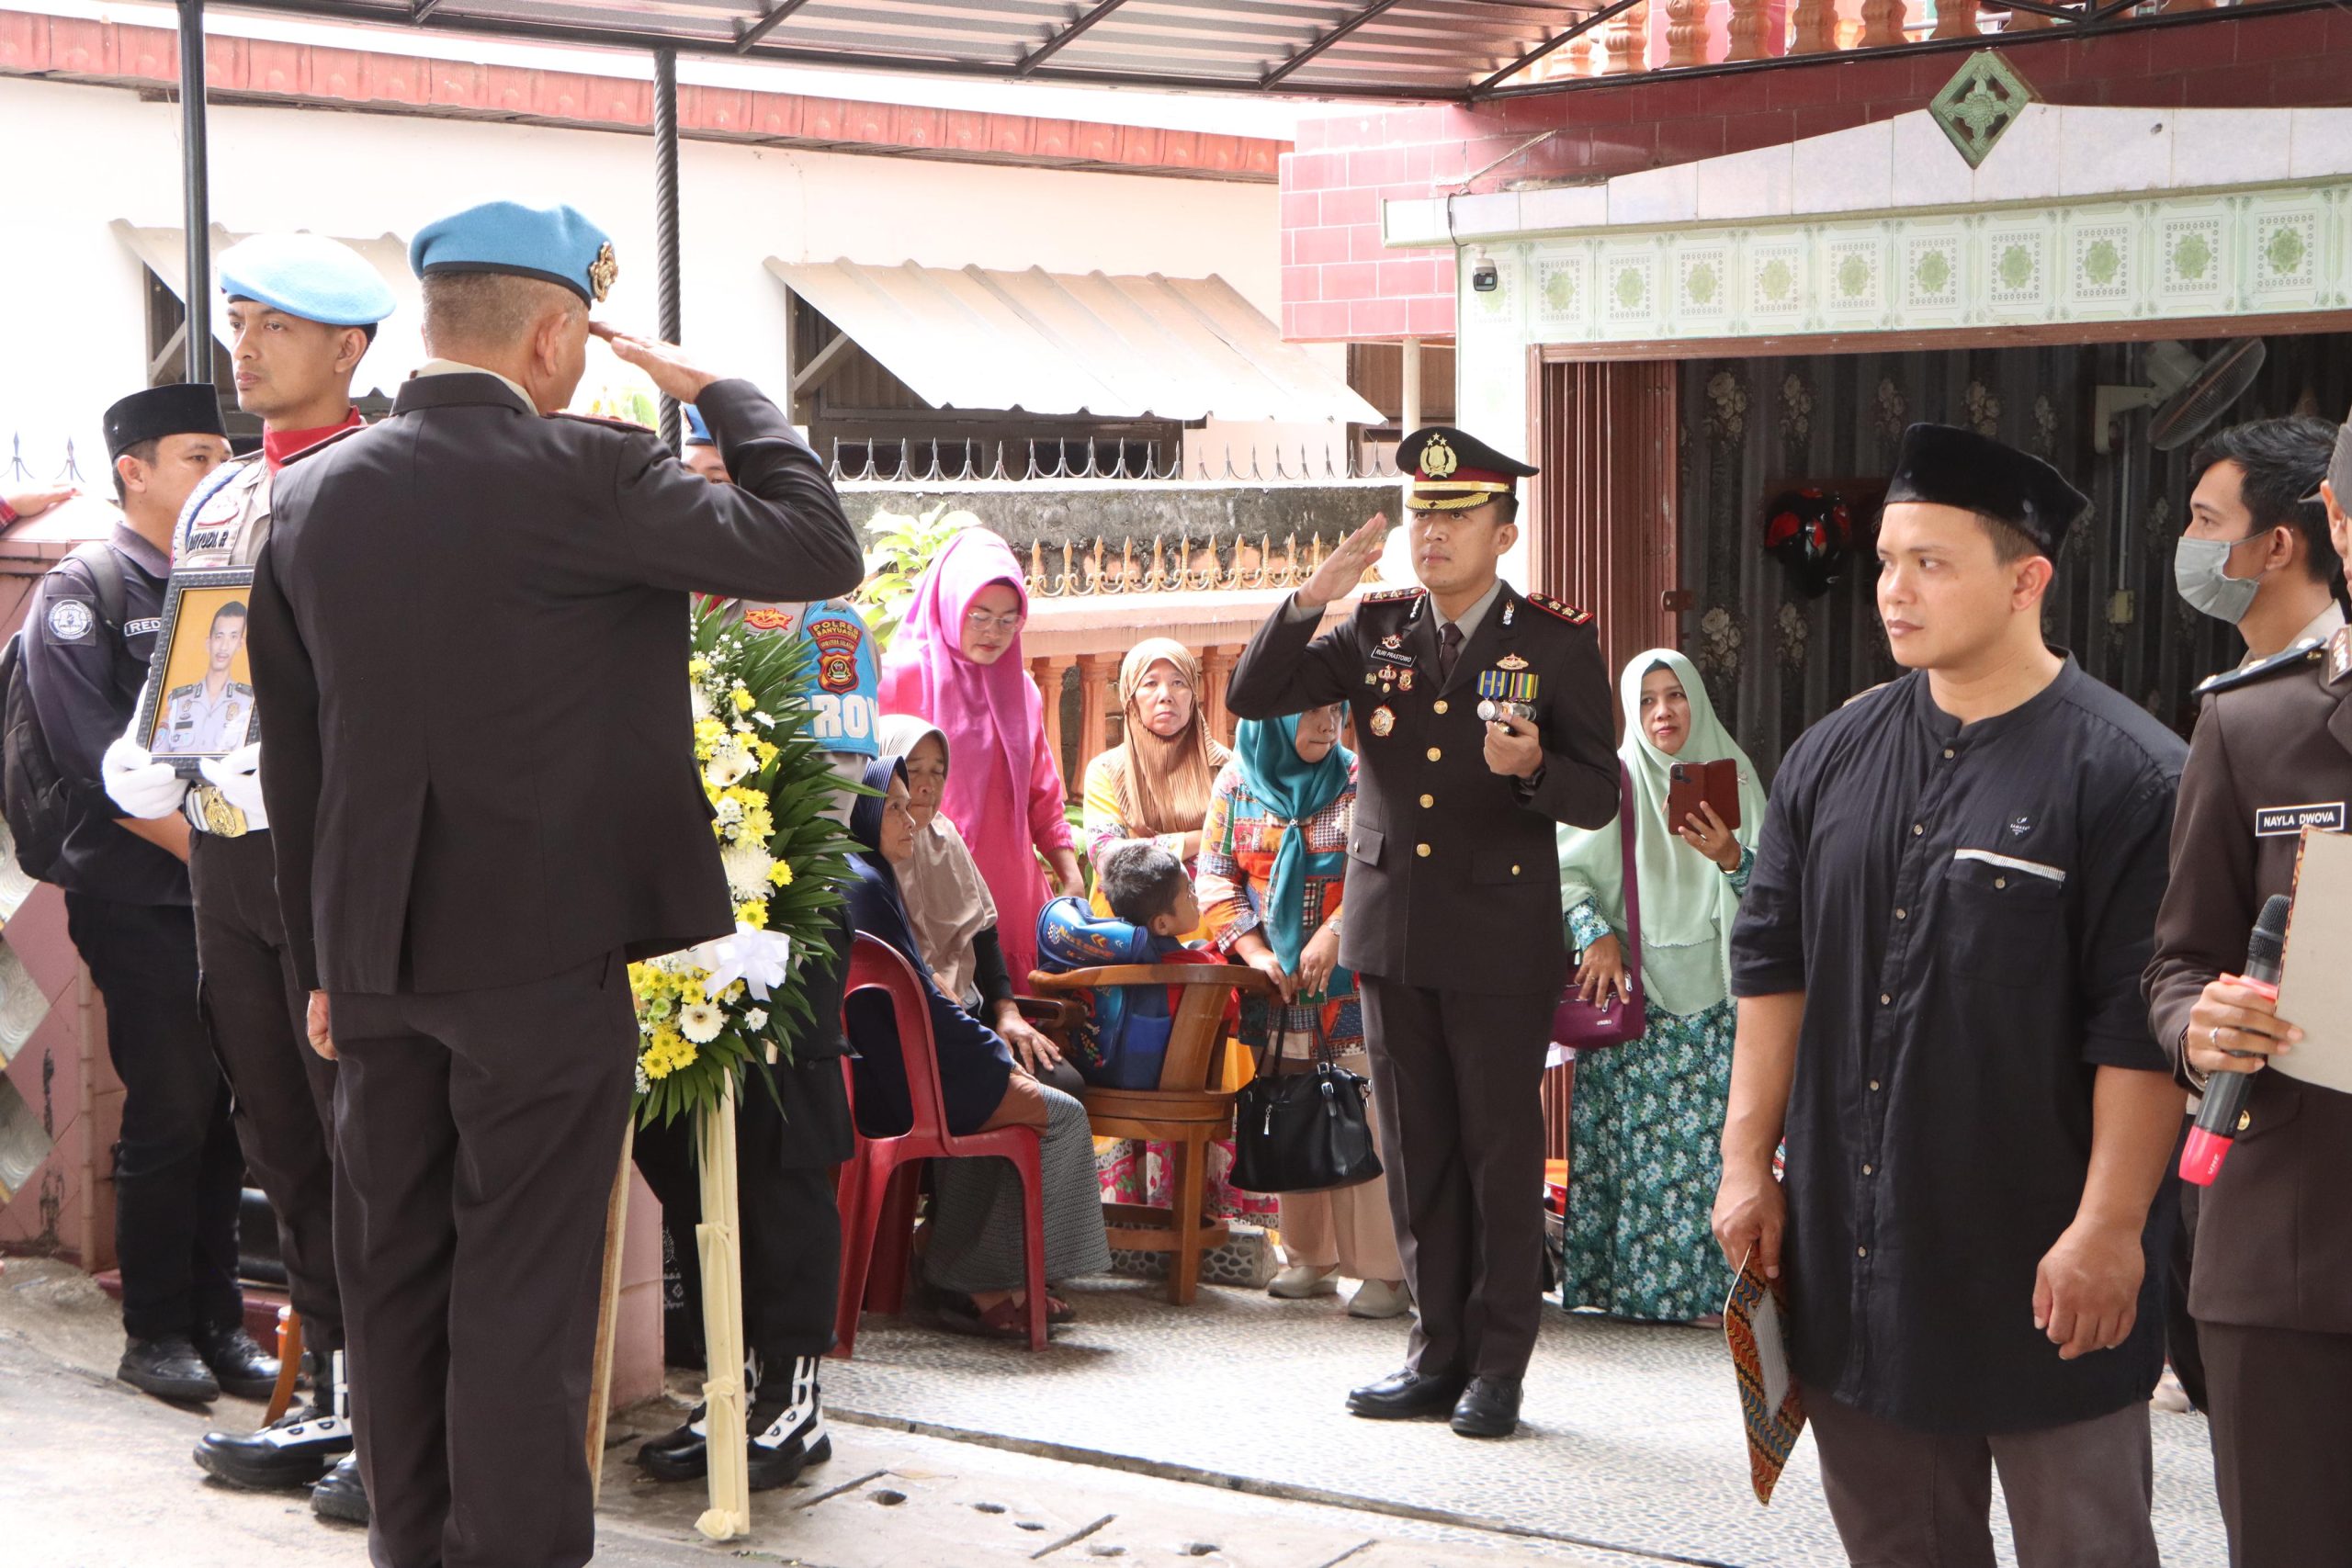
[167,681,199,698]
[1524,591,1593,626]
[2195,637,2327,698]
[276,423,366,467]
[1359,587,1424,605]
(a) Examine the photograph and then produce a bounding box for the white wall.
[0,76,1336,479]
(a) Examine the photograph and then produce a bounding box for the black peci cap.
[1883,423,2089,558]
[102,384,226,460]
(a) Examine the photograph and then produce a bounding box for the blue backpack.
[1035,895,1178,1090]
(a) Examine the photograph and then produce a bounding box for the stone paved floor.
[823,1273,2230,1568]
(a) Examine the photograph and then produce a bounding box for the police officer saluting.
[20,386,281,1404]
[1227,426,1617,1438]
[247,201,864,1568]
[2145,409,2352,1567]
[104,232,394,1519]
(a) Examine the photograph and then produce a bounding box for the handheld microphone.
[2179,894,2292,1188]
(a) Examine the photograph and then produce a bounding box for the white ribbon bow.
[691,923,793,1001]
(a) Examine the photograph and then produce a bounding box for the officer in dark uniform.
[1227,426,1617,1438]
[24,385,278,1404]
[105,232,396,1516]
[2145,414,2352,1568]
[246,201,864,1568]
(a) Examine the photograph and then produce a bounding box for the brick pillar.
[1033,656,1074,796]
[1075,653,1114,788]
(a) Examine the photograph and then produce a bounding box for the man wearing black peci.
[1717,425,2185,1566]
[1227,426,1617,1439]
[248,200,864,1568]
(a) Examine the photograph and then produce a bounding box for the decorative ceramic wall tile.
[1486,179,2352,349]
[2064,212,2138,319]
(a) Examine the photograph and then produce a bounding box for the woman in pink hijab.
[878,528,1083,982]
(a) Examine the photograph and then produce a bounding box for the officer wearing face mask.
[2157,418,2347,1417]
[2177,418,2346,671]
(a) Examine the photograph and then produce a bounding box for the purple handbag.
[1551,764,1645,1051]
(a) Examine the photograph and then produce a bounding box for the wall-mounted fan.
[2093,339,2267,455]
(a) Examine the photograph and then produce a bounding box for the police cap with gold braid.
[1399,425,1539,513]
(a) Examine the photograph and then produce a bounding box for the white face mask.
[2173,534,2263,625]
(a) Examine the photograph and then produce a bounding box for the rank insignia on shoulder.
[2195,637,2328,697]
[2332,626,2350,685]
[1523,591,1593,626]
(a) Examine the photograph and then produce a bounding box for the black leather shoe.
[1449,1375,1522,1438]
[635,1407,709,1483]
[196,1325,281,1401]
[120,1337,219,1404]
[310,1454,369,1525]
[1345,1367,1466,1420]
[194,1402,353,1489]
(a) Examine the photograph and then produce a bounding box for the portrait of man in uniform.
[141,576,260,769]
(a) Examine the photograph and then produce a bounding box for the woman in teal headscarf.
[1555,648,1769,1325]
[1196,704,1406,1319]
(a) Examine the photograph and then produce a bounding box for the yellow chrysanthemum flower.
[734,899,769,930]
[767,861,794,887]
[732,687,758,714]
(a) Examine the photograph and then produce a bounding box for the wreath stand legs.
[694,1079,752,1540]
[585,1120,635,1507]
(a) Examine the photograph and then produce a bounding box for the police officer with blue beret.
[105,231,394,1517]
[245,200,865,1568]
[1228,427,1619,1438]
[22,385,284,1407]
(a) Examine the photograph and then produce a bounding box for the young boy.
[1038,844,1227,1088]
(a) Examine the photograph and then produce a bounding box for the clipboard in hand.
[1724,1247,1805,1506]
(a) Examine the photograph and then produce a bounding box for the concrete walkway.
[0,1257,1622,1568]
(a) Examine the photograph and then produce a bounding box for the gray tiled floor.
[825,1277,2228,1568]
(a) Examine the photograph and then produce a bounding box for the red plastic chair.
[831,933,1048,1356]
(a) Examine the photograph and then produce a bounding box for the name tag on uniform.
[2256,802,2347,837]
[1370,644,1415,669]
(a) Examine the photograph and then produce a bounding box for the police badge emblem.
[588,242,619,303]
[1369,705,1396,738]
[1496,652,1530,671]
[809,615,865,694]
[1420,434,1459,479]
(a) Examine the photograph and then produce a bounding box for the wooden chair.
[1024,963,1275,1305]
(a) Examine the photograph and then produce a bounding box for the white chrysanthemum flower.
[745,1009,769,1032]
[705,745,753,789]
[721,842,776,900]
[690,683,715,721]
[678,1000,724,1044]
[634,1061,650,1095]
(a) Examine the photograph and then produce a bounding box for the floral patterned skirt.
[1561,998,1736,1324]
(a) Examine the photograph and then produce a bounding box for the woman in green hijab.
[1555,648,1767,1324]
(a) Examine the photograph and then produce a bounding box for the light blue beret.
[218,232,396,326]
[684,405,714,446]
[408,200,616,306]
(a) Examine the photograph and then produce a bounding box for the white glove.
[198,741,269,829]
[103,733,188,819]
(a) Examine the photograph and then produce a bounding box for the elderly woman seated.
[842,755,1112,1338]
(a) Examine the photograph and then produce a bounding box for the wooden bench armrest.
[1026,964,1276,997]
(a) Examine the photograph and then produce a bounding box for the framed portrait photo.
[136,569,261,779]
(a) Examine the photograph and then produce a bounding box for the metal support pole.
[177,0,212,387]
[1399,333,1422,435]
[652,48,683,454]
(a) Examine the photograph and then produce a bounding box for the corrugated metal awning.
[764,258,1381,425]
[210,1,1589,99]
[111,221,426,398]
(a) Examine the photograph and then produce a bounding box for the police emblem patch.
[741,605,797,633]
[1421,435,1459,479]
[588,242,619,303]
[1496,652,1530,671]
[809,615,865,694]
[46,599,93,641]
[1369,705,1396,738]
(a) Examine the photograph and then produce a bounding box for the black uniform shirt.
[22,524,188,906]
[1730,656,2184,1434]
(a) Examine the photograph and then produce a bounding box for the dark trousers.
[633,1054,852,1369]
[1808,1393,2158,1568]
[2202,1321,2352,1568]
[1357,977,1552,1381]
[62,893,243,1344]
[331,953,634,1568]
[190,830,341,1346]
[635,912,854,1372]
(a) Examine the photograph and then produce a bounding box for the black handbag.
[1230,1002,1383,1195]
